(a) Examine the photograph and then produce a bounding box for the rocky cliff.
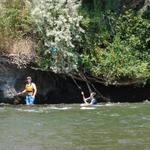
[0,53,150,104]
[0,0,150,104]
[0,53,83,104]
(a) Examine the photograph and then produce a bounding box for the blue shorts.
[25,95,35,105]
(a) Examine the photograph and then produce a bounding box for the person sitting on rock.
[18,76,37,105]
[81,91,97,105]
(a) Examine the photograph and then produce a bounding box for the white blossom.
[26,0,83,73]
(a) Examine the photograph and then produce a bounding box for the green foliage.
[0,0,33,38]
[81,10,150,83]
[1,0,150,85]
[27,0,83,73]
[114,11,150,51]
[80,0,118,55]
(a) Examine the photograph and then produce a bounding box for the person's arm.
[32,83,37,98]
[81,92,90,104]
[18,90,26,95]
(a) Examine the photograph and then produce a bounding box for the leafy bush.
[27,0,84,73]
[1,0,150,85]
[81,11,150,84]
[0,0,33,38]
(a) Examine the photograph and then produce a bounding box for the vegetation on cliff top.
[26,0,83,73]
[80,10,150,84]
[0,0,33,38]
[0,0,150,85]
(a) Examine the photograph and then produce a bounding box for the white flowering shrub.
[26,0,84,73]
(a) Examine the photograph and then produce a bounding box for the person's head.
[90,92,96,97]
[26,76,32,83]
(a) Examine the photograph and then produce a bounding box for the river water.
[0,103,150,150]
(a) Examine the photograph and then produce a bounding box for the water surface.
[0,103,150,150]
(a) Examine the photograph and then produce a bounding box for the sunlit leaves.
[81,10,150,84]
[0,0,33,38]
[27,0,83,73]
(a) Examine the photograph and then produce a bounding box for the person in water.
[18,77,37,105]
[81,91,97,105]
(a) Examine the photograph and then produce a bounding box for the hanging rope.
[90,82,110,102]
[80,73,92,94]
[75,69,111,102]
[75,70,93,94]
[69,74,82,91]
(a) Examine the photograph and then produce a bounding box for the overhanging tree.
[26,0,84,73]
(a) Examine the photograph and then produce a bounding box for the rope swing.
[70,70,111,102]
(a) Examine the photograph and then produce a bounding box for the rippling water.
[0,103,150,150]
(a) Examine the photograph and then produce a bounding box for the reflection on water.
[0,103,150,150]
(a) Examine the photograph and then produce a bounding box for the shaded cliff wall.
[0,57,150,104]
[0,54,81,104]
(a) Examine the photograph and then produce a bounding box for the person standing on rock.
[18,77,37,105]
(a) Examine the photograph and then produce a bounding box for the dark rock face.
[0,55,81,104]
[96,84,150,102]
[0,68,82,104]
[0,54,150,104]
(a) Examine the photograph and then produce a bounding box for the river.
[0,103,149,150]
